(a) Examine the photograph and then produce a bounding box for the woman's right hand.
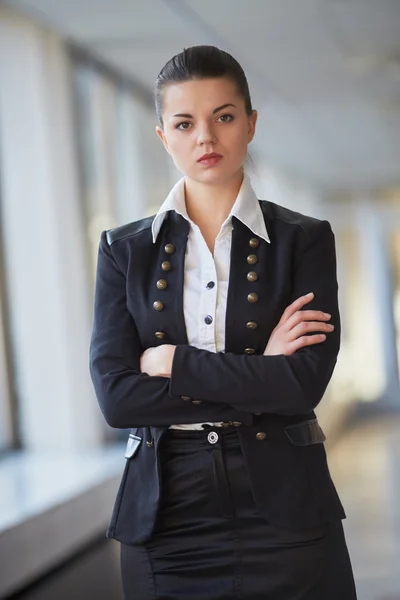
[263,292,335,357]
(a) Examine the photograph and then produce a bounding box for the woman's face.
[156,77,257,185]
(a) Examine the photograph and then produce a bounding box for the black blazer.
[89,199,346,546]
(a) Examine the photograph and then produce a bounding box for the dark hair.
[154,45,253,127]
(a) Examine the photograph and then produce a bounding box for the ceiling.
[5,0,400,194]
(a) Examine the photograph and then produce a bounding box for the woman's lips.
[197,155,223,167]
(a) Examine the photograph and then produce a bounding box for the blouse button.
[246,321,258,330]
[153,301,164,311]
[249,237,260,248]
[247,292,259,304]
[247,254,258,265]
[256,432,267,441]
[206,281,215,289]
[165,243,176,254]
[244,348,255,355]
[155,331,166,340]
[161,261,172,272]
[156,279,168,290]
[204,315,213,325]
[247,271,258,282]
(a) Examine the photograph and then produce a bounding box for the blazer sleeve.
[169,220,341,416]
[89,231,253,428]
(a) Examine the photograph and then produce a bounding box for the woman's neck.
[184,170,244,233]
[183,170,244,255]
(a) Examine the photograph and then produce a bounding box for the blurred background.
[0,0,399,598]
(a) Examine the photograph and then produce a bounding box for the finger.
[292,310,332,323]
[284,310,331,332]
[278,293,315,325]
[289,334,327,353]
[289,321,334,341]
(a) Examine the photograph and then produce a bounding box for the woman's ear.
[156,126,170,154]
[247,110,258,143]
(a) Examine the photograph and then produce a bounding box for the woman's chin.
[185,166,239,186]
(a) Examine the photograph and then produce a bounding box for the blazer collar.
[151,173,270,245]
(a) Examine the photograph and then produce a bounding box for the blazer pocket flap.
[284,419,326,446]
[125,433,142,459]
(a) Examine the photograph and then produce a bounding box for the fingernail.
[324,313,331,318]
[306,292,314,297]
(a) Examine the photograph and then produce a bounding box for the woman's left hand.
[140,344,176,377]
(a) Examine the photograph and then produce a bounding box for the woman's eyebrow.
[172,103,237,118]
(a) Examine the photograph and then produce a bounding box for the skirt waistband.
[162,425,241,452]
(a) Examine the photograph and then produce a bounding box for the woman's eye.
[217,114,234,123]
[175,115,233,130]
[176,122,191,130]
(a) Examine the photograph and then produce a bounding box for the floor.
[328,416,400,600]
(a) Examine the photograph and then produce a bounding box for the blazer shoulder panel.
[259,200,326,238]
[106,215,155,246]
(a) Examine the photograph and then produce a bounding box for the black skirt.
[120,425,357,600]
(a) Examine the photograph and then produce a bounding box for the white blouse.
[151,174,270,429]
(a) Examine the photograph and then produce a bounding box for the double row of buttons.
[153,238,261,353]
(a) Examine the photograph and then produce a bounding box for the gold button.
[246,321,258,330]
[247,292,259,303]
[247,254,258,265]
[244,348,255,355]
[155,331,166,340]
[232,421,243,427]
[192,400,202,404]
[249,237,260,248]
[153,300,164,311]
[256,432,267,441]
[181,395,191,401]
[165,243,175,254]
[156,279,167,290]
[247,271,258,282]
[161,261,172,272]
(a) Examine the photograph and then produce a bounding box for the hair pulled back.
[154,45,253,127]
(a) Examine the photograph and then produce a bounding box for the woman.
[90,45,357,599]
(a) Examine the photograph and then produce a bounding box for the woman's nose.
[197,123,216,145]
